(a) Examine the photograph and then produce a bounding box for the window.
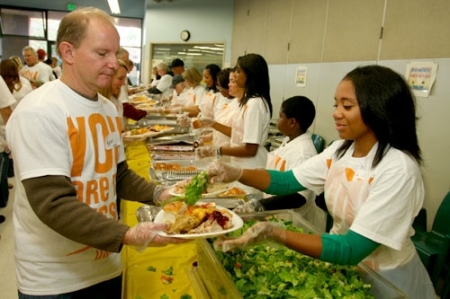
[0,8,46,38]
[150,43,225,80]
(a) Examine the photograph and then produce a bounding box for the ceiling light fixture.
[107,0,121,14]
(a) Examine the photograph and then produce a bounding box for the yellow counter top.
[121,140,198,299]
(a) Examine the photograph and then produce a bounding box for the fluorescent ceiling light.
[108,0,121,14]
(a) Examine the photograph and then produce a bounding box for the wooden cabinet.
[288,0,328,63]
[322,0,384,62]
[232,0,449,63]
[381,0,450,59]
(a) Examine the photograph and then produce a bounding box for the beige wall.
[232,0,450,229]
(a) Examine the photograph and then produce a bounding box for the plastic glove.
[197,117,215,128]
[136,205,161,222]
[213,222,285,252]
[124,222,188,250]
[146,107,164,113]
[153,184,175,206]
[164,106,183,115]
[233,199,265,214]
[199,130,213,145]
[176,113,191,127]
[195,145,217,159]
[207,161,243,183]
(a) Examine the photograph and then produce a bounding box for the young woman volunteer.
[207,65,436,298]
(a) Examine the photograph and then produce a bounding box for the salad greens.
[183,171,209,205]
[212,218,374,299]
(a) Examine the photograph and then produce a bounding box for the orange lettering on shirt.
[89,114,113,174]
[326,159,332,169]
[68,117,87,177]
[85,179,100,205]
[94,249,111,260]
[345,167,355,181]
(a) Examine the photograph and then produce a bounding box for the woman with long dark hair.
[196,53,272,169]
[207,65,435,298]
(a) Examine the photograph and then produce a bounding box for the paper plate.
[154,204,243,239]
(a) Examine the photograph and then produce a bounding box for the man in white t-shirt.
[21,46,55,89]
[7,8,183,298]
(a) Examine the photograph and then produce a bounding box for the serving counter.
[121,140,199,299]
[120,113,406,299]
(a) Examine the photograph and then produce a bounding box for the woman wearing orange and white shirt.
[196,54,272,170]
[182,67,205,109]
[198,64,221,119]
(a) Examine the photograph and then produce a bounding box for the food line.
[120,94,406,298]
[121,92,248,298]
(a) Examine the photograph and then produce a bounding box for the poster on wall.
[295,66,307,87]
[405,62,438,97]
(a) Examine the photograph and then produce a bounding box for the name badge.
[105,132,121,150]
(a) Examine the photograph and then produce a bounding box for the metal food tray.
[147,132,198,145]
[193,210,407,299]
[150,158,213,181]
[198,197,246,209]
[151,152,196,161]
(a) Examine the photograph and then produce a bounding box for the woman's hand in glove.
[233,199,264,214]
[176,114,190,127]
[198,116,215,128]
[195,145,217,159]
[207,161,243,183]
[123,222,188,250]
[213,222,285,252]
[146,107,164,114]
[153,184,176,206]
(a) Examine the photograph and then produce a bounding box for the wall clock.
[180,30,191,42]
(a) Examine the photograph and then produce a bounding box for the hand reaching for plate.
[213,221,285,252]
[124,222,189,251]
[207,161,243,183]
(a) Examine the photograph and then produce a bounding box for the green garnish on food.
[183,171,209,205]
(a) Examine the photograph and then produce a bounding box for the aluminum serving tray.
[147,132,198,145]
[192,210,407,299]
[150,158,213,181]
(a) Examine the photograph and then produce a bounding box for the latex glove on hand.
[233,199,264,214]
[146,107,164,114]
[195,145,217,159]
[199,131,213,145]
[176,114,190,127]
[213,221,285,252]
[198,116,215,128]
[165,106,183,115]
[152,185,176,206]
[124,222,188,251]
[207,161,243,183]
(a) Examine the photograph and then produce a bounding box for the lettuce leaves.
[213,219,374,299]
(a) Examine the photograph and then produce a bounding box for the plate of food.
[129,95,156,105]
[146,124,174,137]
[218,186,248,197]
[154,202,244,239]
[136,100,159,110]
[169,180,232,198]
[123,125,174,139]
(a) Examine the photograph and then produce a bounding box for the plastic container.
[193,210,407,299]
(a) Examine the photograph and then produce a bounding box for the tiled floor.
[0,178,18,299]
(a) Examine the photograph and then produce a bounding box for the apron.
[266,147,325,231]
